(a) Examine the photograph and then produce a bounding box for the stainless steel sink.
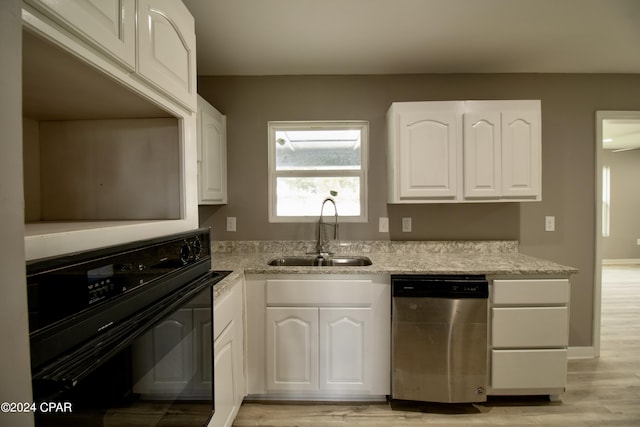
[267,255,372,267]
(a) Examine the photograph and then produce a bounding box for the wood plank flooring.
[233,267,640,426]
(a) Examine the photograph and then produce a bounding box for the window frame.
[267,120,369,223]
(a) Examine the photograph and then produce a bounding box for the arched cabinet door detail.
[137,0,197,111]
[398,111,459,199]
[464,112,501,198]
[319,308,372,392]
[501,111,540,198]
[266,308,319,391]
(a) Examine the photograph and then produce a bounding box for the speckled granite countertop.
[212,241,577,293]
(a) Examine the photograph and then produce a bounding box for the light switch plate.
[545,216,555,232]
[379,217,389,233]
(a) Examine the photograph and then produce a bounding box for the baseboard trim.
[568,346,596,360]
[602,258,640,265]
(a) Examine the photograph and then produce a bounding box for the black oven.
[26,228,228,426]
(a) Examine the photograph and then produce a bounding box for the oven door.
[34,271,227,427]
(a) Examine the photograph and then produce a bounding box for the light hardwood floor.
[233,267,640,426]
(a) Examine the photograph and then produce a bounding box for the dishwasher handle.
[391,275,488,298]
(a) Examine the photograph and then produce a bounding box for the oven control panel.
[27,228,212,333]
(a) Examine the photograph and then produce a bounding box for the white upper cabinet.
[387,100,541,203]
[25,0,136,69]
[464,101,541,200]
[388,102,462,201]
[26,0,197,112]
[137,0,197,111]
[197,95,228,204]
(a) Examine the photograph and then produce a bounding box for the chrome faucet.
[315,197,338,256]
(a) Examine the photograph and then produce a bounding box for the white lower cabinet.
[210,277,245,427]
[489,278,570,397]
[266,306,371,393]
[247,274,390,400]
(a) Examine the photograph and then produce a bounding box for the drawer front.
[266,279,372,306]
[491,349,567,390]
[492,279,569,305]
[492,307,568,348]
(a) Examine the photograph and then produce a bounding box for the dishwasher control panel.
[391,274,488,298]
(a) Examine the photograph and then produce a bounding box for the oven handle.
[32,271,228,400]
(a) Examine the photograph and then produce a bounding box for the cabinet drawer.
[492,279,569,305]
[491,349,567,390]
[267,280,372,306]
[492,307,568,348]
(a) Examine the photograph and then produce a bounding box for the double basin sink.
[268,255,372,267]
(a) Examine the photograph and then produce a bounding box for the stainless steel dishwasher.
[391,274,489,403]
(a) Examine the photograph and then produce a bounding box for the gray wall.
[197,73,640,347]
[603,149,640,260]
[1,0,35,425]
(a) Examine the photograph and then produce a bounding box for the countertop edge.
[212,249,578,298]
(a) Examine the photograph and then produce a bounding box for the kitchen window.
[268,121,368,223]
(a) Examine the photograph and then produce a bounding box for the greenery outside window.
[268,121,368,223]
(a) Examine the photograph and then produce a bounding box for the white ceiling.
[183,0,640,76]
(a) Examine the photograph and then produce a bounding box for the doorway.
[594,111,640,357]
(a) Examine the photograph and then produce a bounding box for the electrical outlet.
[379,217,389,233]
[545,216,555,232]
[637,238,640,246]
[226,217,237,232]
[402,217,412,233]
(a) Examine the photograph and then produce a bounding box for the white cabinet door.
[266,307,319,391]
[197,96,227,204]
[133,308,193,395]
[501,109,540,198]
[463,111,502,198]
[137,0,197,111]
[319,308,371,392]
[397,110,459,199]
[212,319,238,427]
[26,0,136,69]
